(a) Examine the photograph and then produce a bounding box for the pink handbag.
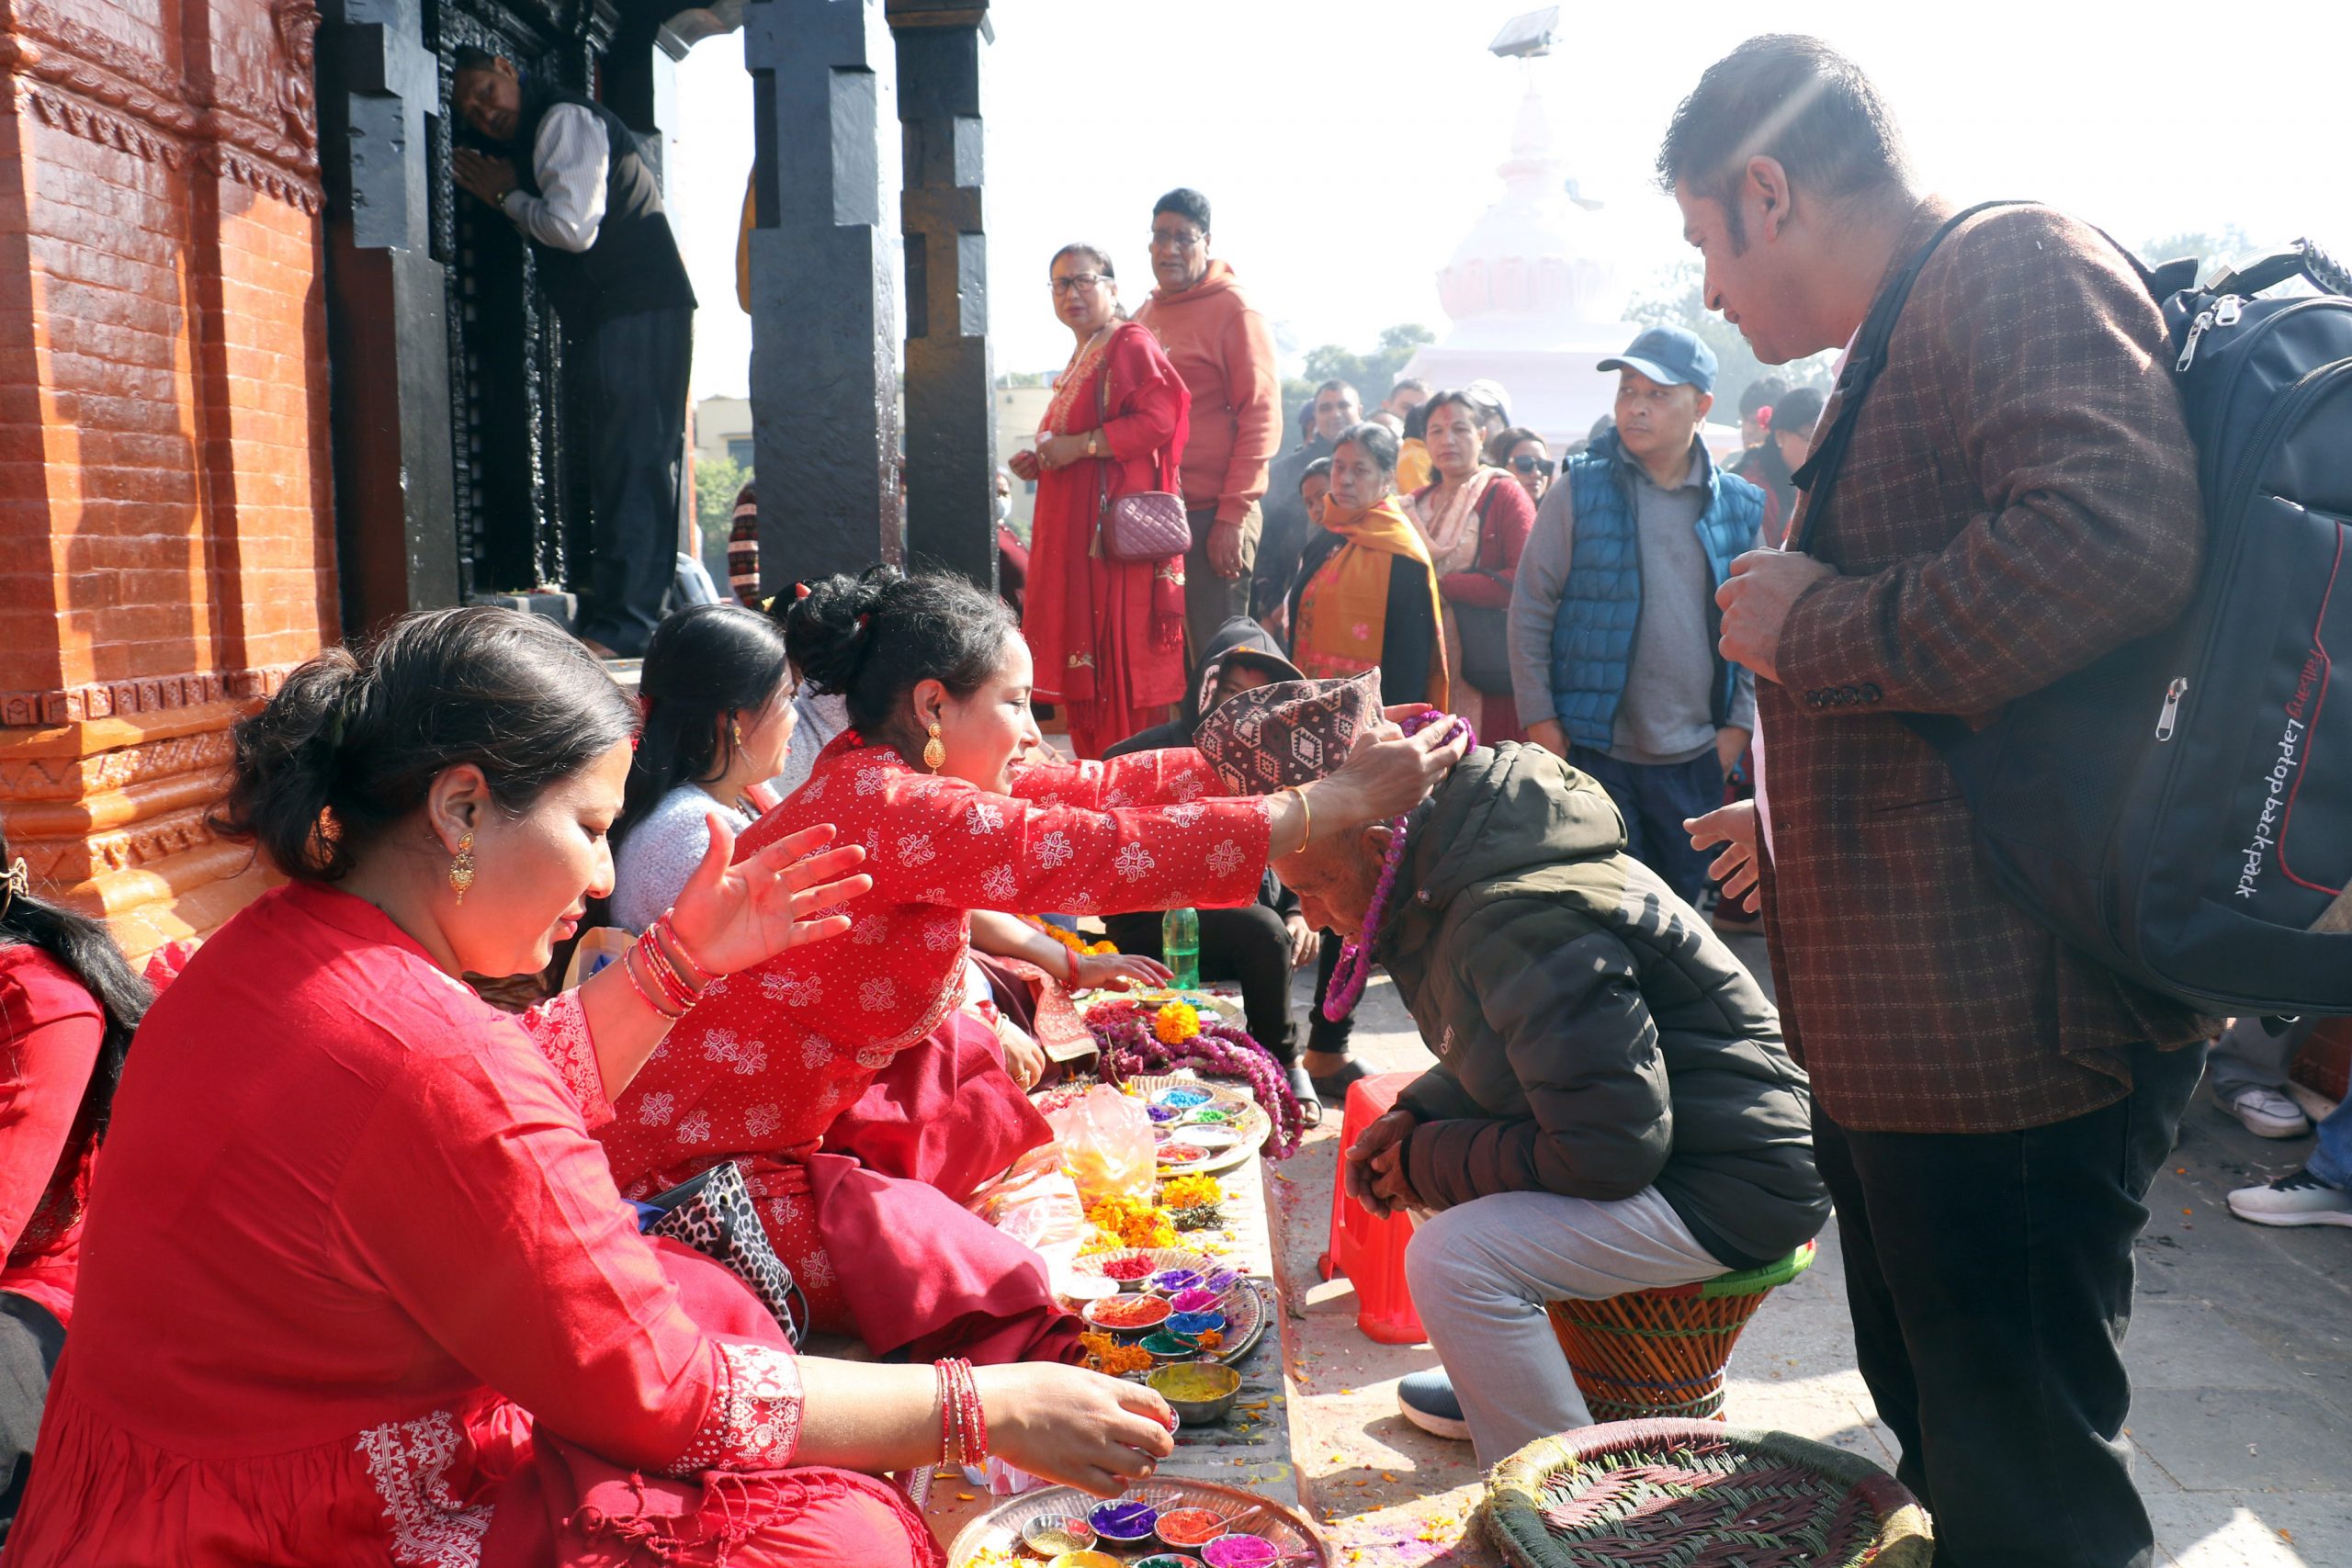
[1093,370,1189,562]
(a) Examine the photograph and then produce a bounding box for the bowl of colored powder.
[1147,1103,1181,1123]
[1166,1310,1226,1339]
[1200,1534,1281,1568]
[1098,1254,1156,1287]
[1149,1269,1205,1296]
[1152,1086,1214,1111]
[1148,1360,1242,1423]
[1133,1556,1206,1568]
[1022,1515,1098,1556]
[1138,1329,1204,1362]
[1083,1294,1170,1333]
[1150,1507,1230,1549]
[1168,1287,1222,1314]
[1087,1499,1159,1547]
[1157,1144,1211,1168]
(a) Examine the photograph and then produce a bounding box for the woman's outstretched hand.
[977,1363,1176,1498]
[666,818,872,976]
[1314,708,1474,826]
[1685,799,1761,915]
[1072,950,1174,991]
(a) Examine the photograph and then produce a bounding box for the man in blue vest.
[1508,326,1764,904]
[449,48,699,660]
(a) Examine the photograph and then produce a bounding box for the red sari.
[0,947,106,1328]
[6,883,939,1568]
[596,733,1270,1365]
[1023,321,1191,758]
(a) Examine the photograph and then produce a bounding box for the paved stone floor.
[1272,935,2352,1566]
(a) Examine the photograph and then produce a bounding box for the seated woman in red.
[596,569,1471,1367]
[6,609,1176,1568]
[0,832,151,1531]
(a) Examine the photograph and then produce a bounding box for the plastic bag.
[967,1145,1089,1297]
[1044,1084,1156,1205]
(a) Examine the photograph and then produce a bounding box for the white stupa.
[1401,54,1639,452]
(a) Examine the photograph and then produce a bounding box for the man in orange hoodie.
[1134,187,1283,668]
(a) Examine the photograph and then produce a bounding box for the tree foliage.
[695,455,751,541]
[1279,323,1437,433]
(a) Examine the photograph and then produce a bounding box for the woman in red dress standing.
[1407,388,1537,745]
[6,608,1176,1568]
[0,832,150,1534]
[596,570,1470,1369]
[1011,243,1189,759]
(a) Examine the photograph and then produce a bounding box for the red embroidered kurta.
[6,883,938,1568]
[0,946,106,1327]
[597,735,1268,1359]
[1022,320,1191,758]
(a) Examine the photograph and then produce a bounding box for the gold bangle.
[1283,784,1311,848]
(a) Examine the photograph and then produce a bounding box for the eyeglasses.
[1510,455,1556,478]
[1148,228,1204,251]
[1048,273,1107,295]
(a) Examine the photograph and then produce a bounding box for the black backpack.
[1796,201,2352,1016]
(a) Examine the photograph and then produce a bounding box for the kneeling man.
[1195,672,1826,1465]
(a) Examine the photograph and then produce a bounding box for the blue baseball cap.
[1597,325,1717,395]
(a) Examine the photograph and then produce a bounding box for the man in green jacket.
[1196,672,1827,1464]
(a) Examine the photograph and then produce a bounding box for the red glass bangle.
[652,910,716,987]
[635,928,697,1012]
[622,945,684,1020]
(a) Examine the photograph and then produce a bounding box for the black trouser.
[1813,1041,2205,1568]
[0,1291,64,1540]
[1102,905,1298,1066]
[581,305,695,658]
[1305,929,1355,1058]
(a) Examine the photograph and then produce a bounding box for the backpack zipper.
[2176,296,2246,372]
[2154,677,2188,740]
[2221,356,2352,529]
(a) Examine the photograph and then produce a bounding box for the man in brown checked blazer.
[1668,36,2210,1568]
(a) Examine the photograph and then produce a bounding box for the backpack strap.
[1787,199,2032,554]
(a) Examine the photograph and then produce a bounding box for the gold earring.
[449,831,475,904]
[730,716,744,750]
[922,720,946,773]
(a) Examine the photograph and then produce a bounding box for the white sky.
[666,1,2351,401]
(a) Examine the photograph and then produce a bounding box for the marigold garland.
[1020,915,1118,961]
[1088,1001,1304,1158]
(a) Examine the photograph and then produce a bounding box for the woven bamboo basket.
[1483,1418,1933,1568]
[1545,1241,1814,1423]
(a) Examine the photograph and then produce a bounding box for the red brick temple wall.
[0,0,334,961]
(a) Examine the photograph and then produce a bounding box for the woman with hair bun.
[1009,242,1190,758]
[597,567,1469,1367]
[8,606,1182,1567]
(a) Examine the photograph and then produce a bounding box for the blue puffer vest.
[1548,429,1764,753]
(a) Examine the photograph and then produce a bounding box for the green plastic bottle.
[1161,906,1200,991]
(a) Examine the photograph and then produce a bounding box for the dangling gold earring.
[730,716,744,751]
[922,720,946,773]
[449,830,475,904]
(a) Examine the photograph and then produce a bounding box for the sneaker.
[1396,1368,1470,1442]
[2227,1168,2352,1227]
[2216,1083,2312,1139]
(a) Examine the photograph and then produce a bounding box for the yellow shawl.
[1293,494,1451,711]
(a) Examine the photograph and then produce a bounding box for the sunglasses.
[1510,455,1556,478]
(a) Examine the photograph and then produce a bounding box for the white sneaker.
[2227,1168,2352,1227]
[2216,1083,2312,1138]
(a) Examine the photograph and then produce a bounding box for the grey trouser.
[2209,1014,2317,1096]
[1182,502,1260,674]
[1403,1187,1726,1466]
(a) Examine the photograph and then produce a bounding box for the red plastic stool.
[1317,1071,1426,1344]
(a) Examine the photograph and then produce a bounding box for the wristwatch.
[1086,429,1103,458]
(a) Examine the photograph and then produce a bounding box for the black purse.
[1453,573,1517,696]
[639,1161,809,1347]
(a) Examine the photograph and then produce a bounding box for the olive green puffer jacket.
[1381,743,1827,1269]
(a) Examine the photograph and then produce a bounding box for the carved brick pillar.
[890,0,994,589]
[746,0,903,591]
[0,0,338,960]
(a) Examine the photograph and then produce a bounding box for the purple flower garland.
[1320,711,1475,1023]
[1088,1005,1304,1159]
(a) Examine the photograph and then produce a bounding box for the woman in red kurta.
[0,835,151,1531]
[1012,243,1190,758]
[1408,389,1537,745]
[597,570,1475,1369]
[6,608,1177,1568]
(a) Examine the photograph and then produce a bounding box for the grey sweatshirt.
[1509,442,1755,763]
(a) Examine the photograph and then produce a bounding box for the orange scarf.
[1293,493,1451,710]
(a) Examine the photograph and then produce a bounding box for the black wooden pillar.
[889,0,995,589]
[316,0,460,636]
[746,0,904,591]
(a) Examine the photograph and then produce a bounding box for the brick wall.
[0,0,334,960]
